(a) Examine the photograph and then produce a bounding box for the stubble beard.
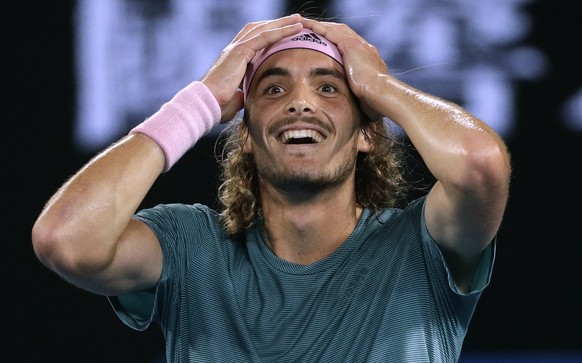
[254,146,359,195]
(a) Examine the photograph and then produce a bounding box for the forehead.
[254,48,345,79]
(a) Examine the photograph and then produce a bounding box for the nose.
[286,84,316,114]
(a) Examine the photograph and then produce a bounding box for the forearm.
[32,134,165,275]
[372,74,510,265]
[371,74,510,190]
[32,81,221,280]
[301,17,509,189]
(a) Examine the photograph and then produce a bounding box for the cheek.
[243,125,263,154]
[242,117,267,154]
[244,101,282,148]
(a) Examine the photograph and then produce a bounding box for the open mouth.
[279,129,324,144]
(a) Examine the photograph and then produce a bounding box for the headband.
[242,28,344,101]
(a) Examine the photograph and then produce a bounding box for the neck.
[260,178,362,265]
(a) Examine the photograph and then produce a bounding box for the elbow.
[32,216,77,274]
[32,215,59,267]
[458,138,511,196]
[31,215,108,279]
[437,138,511,218]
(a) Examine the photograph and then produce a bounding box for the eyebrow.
[254,66,346,86]
[310,67,346,82]
[254,67,290,86]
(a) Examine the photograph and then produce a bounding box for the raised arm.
[303,18,511,291]
[31,15,305,296]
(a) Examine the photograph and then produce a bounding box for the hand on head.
[201,15,388,123]
[201,14,304,123]
[300,18,389,120]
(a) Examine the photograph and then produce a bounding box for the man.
[32,14,511,362]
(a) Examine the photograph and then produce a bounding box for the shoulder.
[134,203,222,237]
[358,196,436,261]
[136,203,219,221]
[367,196,426,228]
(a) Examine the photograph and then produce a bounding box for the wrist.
[129,81,221,172]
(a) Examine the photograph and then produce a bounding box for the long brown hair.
[216,112,409,235]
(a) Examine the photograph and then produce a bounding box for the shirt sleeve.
[107,203,224,332]
[417,196,496,296]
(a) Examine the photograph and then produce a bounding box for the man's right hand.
[201,14,304,123]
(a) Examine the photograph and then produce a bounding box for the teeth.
[280,129,324,144]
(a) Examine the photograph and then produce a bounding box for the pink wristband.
[130,81,221,172]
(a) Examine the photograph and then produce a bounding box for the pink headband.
[243,28,344,101]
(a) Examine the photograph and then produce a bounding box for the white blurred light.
[333,0,547,138]
[563,89,582,131]
[74,0,553,152]
[74,0,284,151]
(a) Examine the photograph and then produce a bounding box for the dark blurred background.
[4,1,581,362]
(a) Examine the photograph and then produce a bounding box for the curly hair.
[216,112,409,235]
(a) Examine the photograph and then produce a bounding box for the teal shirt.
[109,197,495,362]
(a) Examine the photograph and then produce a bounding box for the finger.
[233,14,302,43]
[301,18,383,74]
[241,23,303,53]
[201,17,303,116]
[300,18,366,46]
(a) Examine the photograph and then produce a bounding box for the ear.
[357,121,376,153]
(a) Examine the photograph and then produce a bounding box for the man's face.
[244,49,371,192]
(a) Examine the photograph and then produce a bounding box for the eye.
[319,84,337,93]
[266,84,285,95]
